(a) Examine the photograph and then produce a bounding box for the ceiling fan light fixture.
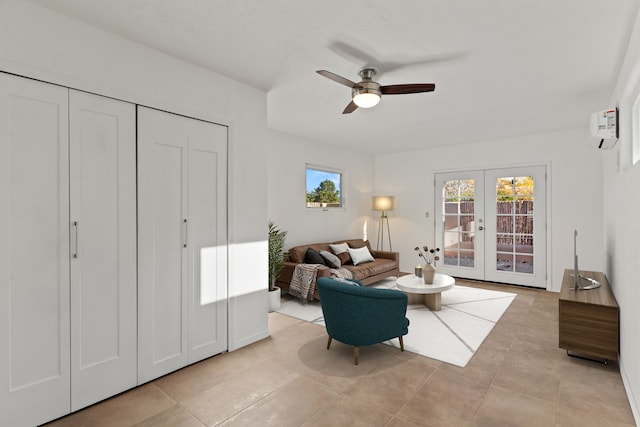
[352,85,381,108]
[317,67,435,114]
[353,92,380,108]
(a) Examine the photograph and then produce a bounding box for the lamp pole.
[377,210,392,251]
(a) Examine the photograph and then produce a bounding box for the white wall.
[603,8,640,424]
[0,0,270,351]
[374,128,604,292]
[267,132,375,248]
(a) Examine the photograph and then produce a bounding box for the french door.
[435,166,547,288]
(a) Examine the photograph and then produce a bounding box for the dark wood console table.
[559,269,619,362]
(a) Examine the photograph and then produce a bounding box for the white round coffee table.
[396,273,455,311]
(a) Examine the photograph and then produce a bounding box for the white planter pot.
[268,286,281,312]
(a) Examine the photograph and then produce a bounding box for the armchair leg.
[327,336,332,349]
[399,336,405,352]
[354,346,360,365]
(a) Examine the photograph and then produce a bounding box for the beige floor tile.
[268,320,328,358]
[395,368,490,426]
[343,356,436,413]
[132,405,204,427]
[45,383,176,427]
[293,333,427,397]
[558,378,636,425]
[152,357,229,402]
[268,311,304,334]
[559,358,626,388]
[491,350,561,402]
[478,322,518,353]
[181,358,300,425]
[152,349,265,403]
[219,376,338,427]
[471,385,556,426]
[384,417,424,427]
[555,404,637,427]
[441,344,507,384]
[302,393,394,427]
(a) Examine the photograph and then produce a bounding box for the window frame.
[305,164,345,210]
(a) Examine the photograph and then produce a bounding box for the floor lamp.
[372,195,395,251]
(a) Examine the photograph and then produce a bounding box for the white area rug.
[277,278,516,367]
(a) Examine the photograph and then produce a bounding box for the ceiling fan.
[316,68,435,114]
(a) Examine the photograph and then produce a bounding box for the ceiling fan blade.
[329,40,467,75]
[328,41,379,71]
[342,101,358,114]
[381,84,436,95]
[317,70,361,88]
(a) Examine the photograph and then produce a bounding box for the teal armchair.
[317,277,409,365]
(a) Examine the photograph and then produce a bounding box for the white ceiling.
[30,0,640,154]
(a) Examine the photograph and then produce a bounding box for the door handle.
[72,221,79,258]
[478,226,484,231]
[183,219,188,248]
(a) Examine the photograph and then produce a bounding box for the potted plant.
[268,220,287,312]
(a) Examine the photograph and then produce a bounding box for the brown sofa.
[276,239,400,301]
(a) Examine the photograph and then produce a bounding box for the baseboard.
[619,358,640,426]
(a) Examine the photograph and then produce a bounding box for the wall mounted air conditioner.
[590,107,618,149]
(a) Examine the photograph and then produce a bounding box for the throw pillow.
[319,250,341,268]
[304,247,326,265]
[329,242,349,254]
[348,246,374,265]
[336,252,352,265]
[348,240,372,250]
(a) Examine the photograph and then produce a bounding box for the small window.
[305,165,343,209]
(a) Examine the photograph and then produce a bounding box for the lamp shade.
[371,195,396,211]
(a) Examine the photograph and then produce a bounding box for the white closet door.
[0,74,70,426]
[69,90,137,410]
[187,118,228,362]
[137,107,189,383]
[138,107,228,383]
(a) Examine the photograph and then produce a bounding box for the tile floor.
[45,280,636,426]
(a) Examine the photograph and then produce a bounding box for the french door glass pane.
[442,179,475,267]
[495,176,534,274]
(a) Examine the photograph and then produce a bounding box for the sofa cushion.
[304,247,326,265]
[344,258,397,280]
[348,246,374,265]
[320,250,341,268]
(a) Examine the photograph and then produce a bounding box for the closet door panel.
[138,107,189,383]
[69,90,137,410]
[0,74,70,426]
[188,119,228,362]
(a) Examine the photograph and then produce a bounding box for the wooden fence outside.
[446,201,534,244]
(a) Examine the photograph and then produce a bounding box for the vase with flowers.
[414,245,440,284]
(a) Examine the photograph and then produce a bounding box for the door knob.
[478,226,484,231]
